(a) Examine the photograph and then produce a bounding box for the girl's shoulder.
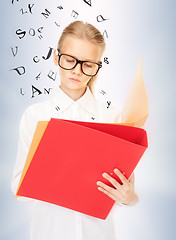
[21,98,53,125]
[93,97,121,123]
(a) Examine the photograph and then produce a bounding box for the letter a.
[31,85,42,98]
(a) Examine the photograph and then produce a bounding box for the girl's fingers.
[114,168,129,185]
[129,173,135,185]
[101,173,121,190]
[97,186,117,202]
[96,181,116,195]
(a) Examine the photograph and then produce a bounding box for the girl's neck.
[59,85,87,101]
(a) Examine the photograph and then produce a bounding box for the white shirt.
[11,87,121,240]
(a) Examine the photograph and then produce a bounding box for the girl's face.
[53,36,102,97]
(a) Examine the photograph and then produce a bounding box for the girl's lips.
[69,78,81,82]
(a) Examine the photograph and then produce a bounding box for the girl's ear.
[53,50,59,66]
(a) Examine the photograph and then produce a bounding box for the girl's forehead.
[60,36,102,61]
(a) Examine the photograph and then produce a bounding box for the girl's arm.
[11,108,37,200]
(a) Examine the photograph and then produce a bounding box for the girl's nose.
[72,63,82,75]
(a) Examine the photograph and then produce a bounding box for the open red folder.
[16,118,148,220]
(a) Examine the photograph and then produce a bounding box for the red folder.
[16,118,148,220]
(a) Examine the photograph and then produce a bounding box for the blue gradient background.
[1,0,176,239]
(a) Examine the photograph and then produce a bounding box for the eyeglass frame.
[56,49,102,77]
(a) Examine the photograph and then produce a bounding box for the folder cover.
[16,118,148,220]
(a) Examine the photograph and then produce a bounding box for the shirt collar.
[77,87,96,115]
[52,87,96,115]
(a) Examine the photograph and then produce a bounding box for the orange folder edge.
[16,121,49,197]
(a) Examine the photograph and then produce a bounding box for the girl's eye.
[84,63,93,68]
[66,58,75,63]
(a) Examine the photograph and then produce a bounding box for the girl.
[11,20,138,240]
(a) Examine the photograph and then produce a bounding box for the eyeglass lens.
[59,54,99,76]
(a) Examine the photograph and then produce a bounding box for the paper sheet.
[122,57,149,127]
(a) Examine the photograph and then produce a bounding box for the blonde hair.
[57,21,106,95]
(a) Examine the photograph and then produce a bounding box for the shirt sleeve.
[109,105,121,123]
[11,107,37,201]
[115,196,139,207]
[113,108,122,123]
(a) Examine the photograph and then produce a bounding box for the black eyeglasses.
[57,50,102,77]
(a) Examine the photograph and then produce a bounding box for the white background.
[1,0,176,239]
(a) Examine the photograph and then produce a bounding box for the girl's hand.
[96,168,138,205]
